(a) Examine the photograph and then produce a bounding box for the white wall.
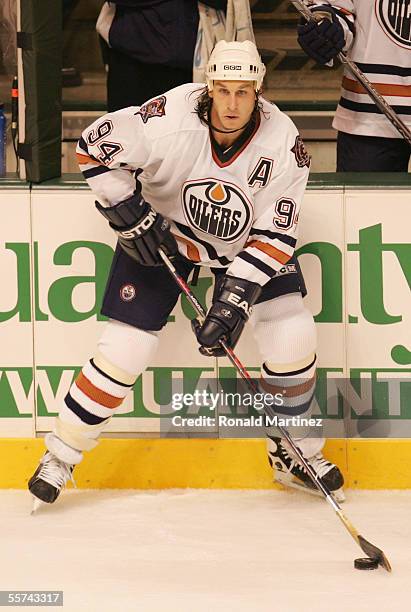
[0,185,410,438]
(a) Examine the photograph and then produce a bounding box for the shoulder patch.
[135,95,167,124]
[291,135,310,169]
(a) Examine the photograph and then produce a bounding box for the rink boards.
[0,175,410,488]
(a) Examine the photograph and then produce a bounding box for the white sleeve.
[227,128,310,287]
[76,106,153,206]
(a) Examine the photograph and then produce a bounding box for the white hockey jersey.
[310,0,411,138]
[77,83,310,287]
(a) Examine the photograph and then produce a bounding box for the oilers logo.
[376,0,411,48]
[182,179,253,242]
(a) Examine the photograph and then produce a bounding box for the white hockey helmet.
[206,40,266,92]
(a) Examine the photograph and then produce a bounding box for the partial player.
[297,0,411,171]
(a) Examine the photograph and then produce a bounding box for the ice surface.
[1,489,409,612]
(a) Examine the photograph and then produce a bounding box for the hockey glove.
[297,8,345,65]
[192,275,261,357]
[96,193,177,266]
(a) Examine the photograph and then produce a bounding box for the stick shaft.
[291,0,411,146]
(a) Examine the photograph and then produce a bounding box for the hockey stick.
[158,247,392,571]
[290,0,411,147]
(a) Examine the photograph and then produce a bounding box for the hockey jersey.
[310,0,411,138]
[77,83,310,287]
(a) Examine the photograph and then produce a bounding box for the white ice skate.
[268,437,345,503]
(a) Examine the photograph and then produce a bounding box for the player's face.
[209,81,256,132]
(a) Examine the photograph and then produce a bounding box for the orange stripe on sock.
[260,374,316,398]
[75,372,123,409]
[342,76,411,98]
[247,240,291,265]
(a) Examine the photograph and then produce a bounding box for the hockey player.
[297,0,411,171]
[28,40,344,507]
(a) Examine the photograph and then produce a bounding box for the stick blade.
[358,535,392,572]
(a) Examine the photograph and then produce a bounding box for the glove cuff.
[95,193,149,231]
[218,275,262,320]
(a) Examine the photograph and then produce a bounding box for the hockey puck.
[354,557,379,570]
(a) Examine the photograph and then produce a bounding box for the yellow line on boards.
[1,439,409,489]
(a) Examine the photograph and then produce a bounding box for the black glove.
[192,275,262,357]
[297,8,345,65]
[96,192,177,266]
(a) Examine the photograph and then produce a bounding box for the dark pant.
[107,47,193,111]
[101,246,306,331]
[337,131,411,172]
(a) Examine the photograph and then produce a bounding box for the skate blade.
[274,472,345,503]
[30,496,43,515]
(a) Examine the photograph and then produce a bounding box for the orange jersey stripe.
[76,152,103,166]
[75,372,123,409]
[338,8,354,16]
[260,374,316,398]
[342,76,411,98]
[247,240,290,265]
[175,235,201,262]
